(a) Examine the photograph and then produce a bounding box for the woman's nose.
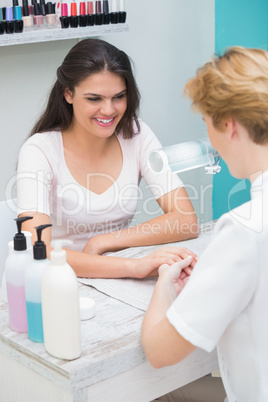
[100,100,115,115]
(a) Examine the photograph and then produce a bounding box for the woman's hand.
[131,247,197,279]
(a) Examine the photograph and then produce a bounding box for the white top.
[17,121,183,251]
[167,171,268,402]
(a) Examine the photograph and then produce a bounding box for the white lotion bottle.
[25,224,52,343]
[2,231,33,304]
[41,240,81,360]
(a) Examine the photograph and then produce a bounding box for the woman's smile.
[93,116,117,127]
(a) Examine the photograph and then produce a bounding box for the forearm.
[64,248,135,278]
[90,210,199,254]
[142,280,195,368]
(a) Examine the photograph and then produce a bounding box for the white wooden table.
[0,286,218,402]
[0,227,219,402]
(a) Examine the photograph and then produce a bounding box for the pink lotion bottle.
[5,216,33,333]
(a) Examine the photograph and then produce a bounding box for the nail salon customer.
[142,46,268,402]
[16,38,198,278]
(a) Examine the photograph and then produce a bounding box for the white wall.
[0,0,214,223]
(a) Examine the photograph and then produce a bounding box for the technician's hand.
[157,255,194,303]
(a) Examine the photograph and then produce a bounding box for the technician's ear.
[64,89,73,104]
[224,118,236,140]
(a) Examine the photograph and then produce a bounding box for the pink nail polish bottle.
[22,0,34,30]
[33,3,44,27]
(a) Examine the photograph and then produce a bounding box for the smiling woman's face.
[64,70,127,139]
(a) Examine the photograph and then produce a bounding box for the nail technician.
[16,39,198,278]
[142,47,268,402]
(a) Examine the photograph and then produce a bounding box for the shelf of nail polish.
[0,0,128,47]
[0,23,128,46]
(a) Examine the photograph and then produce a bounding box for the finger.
[161,247,198,262]
[168,256,193,278]
[175,255,193,269]
[158,263,170,272]
[178,249,198,260]
[182,266,193,276]
[179,271,188,280]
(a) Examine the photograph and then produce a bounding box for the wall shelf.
[0,23,129,47]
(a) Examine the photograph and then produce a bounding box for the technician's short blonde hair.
[184,46,268,144]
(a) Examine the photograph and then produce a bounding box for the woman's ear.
[64,89,73,104]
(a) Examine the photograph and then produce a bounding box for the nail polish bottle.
[22,0,33,30]
[70,2,78,27]
[5,7,15,34]
[33,3,44,27]
[102,0,109,24]
[46,2,57,27]
[40,0,47,26]
[118,0,126,23]
[110,0,118,24]
[60,2,69,28]
[94,0,102,25]
[79,2,87,27]
[86,1,94,25]
[0,8,5,35]
[14,5,24,32]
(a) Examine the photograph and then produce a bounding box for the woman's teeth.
[95,118,114,124]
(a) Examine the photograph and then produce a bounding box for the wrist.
[125,258,143,279]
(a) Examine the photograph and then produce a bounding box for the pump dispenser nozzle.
[14,216,33,251]
[50,239,73,265]
[34,224,52,260]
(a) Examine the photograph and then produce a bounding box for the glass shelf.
[0,23,129,47]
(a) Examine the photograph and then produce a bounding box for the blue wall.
[213,0,268,219]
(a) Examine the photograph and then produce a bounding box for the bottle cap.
[22,230,33,250]
[46,2,54,14]
[34,2,41,16]
[13,217,33,251]
[79,297,96,320]
[40,2,46,16]
[50,239,73,265]
[33,224,52,260]
[22,2,30,16]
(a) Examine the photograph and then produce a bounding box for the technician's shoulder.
[215,200,259,252]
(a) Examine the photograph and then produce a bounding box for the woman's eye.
[87,97,101,102]
[114,93,126,100]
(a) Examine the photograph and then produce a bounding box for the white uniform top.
[167,171,268,402]
[17,121,183,251]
